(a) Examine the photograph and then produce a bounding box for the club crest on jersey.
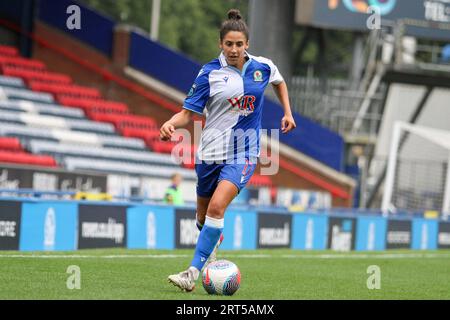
[253,70,263,82]
[187,83,196,97]
[227,95,256,116]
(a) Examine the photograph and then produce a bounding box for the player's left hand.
[281,114,296,134]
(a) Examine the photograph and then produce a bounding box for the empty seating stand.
[0,45,217,182]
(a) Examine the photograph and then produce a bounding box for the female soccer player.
[161,9,296,291]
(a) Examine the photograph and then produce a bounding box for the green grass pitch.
[0,249,449,300]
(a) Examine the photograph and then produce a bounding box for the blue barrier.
[20,202,78,251]
[291,213,328,250]
[1,199,446,251]
[412,218,438,250]
[129,31,201,93]
[221,210,258,250]
[355,216,388,251]
[127,205,175,249]
[38,0,115,56]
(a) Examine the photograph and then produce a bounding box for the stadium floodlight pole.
[443,154,450,221]
[381,121,403,217]
[150,0,161,41]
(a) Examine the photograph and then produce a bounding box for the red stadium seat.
[0,150,57,167]
[249,174,273,187]
[29,81,101,99]
[2,66,72,84]
[87,112,157,130]
[120,127,160,141]
[58,97,129,114]
[0,45,18,57]
[147,140,178,154]
[0,137,23,152]
[0,56,46,71]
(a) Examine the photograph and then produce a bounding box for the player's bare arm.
[160,108,193,141]
[272,81,296,134]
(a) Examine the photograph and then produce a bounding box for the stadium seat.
[0,136,23,152]
[29,81,101,99]
[0,45,18,57]
[0,123,146,150]
[28,140,181,167]
[120,127,160,141]
[0,149,57,167]
[249,174,273,187]
[0,86,55,104]
[87,112,157,130]
[2,67,72,85]
[0,99,85,119]
[63,157,197,179]
[58,97,129,114]
[0,75,25,88]
[0,56,46,71]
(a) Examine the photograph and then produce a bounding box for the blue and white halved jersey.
[183,51,284,163]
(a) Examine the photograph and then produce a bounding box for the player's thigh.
[207,180,238,219]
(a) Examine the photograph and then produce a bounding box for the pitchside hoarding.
[355,216,388,251]
[411,218,438,250]
[327,217,357,251]
[221,210,257,250]
[437,221,450,249]
[0,200,21,250]
[386,219,412,249]
[78,204,127,249]
[291,213,328,250]
[20,202,78,251]
[175,208,199,249]
[257,213,292,249]
[127,205,175,249]
[0,165,107,193]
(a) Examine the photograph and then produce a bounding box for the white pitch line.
[0,254,190,259]
[0,253,449,259]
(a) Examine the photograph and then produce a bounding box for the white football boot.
[168,267,196,292]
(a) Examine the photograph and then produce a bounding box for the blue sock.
[191,216,223,272]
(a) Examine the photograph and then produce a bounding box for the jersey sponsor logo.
[253,70,263,82]
[227,95,256,116]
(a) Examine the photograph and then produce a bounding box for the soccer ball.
[202,260,241,296]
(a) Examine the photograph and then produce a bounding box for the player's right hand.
[160,122,175,141]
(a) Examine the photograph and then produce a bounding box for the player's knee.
[206,202,225,219]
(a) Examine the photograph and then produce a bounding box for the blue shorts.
[195,159,257,197]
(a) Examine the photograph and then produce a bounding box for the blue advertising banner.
[127,205,175,250]
[411,218,438,250]
[221,210,257,250]
[38,0,115,56]
[20,202,78,251]
[291,213,328,250]
[355,216,388,251]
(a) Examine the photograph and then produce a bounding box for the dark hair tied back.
[227,9,242,20]
[220,9,249,41]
